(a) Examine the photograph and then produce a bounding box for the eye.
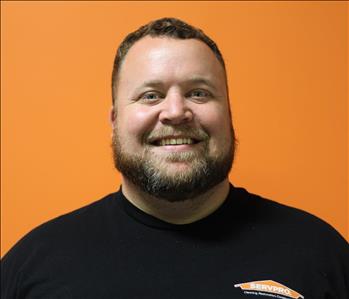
[139,91,164,103]
[187,89,212,101]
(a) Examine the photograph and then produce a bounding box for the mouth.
[149,136,201,146]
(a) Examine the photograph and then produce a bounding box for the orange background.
[1,1,348,257]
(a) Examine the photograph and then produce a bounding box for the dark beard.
[112,128,235,202]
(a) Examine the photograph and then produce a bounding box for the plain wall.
[1,1,348,257]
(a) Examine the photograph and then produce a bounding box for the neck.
[121,178,230,225]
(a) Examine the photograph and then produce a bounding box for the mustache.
[144,125,209,144]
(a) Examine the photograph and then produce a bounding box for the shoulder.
[230,186,349,250]
[2,192,119,262]
[1,192,121,298]
[227,186,349,297]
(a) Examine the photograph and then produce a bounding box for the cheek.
[118,106,159,138]
[196,104,232,138]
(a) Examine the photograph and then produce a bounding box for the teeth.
[159,138,194,146]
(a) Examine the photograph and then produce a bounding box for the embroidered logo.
[234,280,304,299]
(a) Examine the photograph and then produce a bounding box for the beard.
[112,125,235,202]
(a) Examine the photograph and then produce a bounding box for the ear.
[110,106,116,128]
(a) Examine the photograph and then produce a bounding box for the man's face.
[112,37,234,201]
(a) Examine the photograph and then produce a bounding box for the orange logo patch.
[234,280,304,299]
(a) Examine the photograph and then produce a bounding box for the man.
[2,18,349,299]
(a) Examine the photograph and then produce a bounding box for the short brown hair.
[111,17,226,105]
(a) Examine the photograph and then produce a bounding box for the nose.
[159,92,193,125]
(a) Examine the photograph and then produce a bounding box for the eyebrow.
[185,76,218,91]
[135,76,218,93]
[136,80,164,90]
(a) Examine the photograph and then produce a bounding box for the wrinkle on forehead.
[122,37,224,75]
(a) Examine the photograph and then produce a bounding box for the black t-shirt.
[2,185,349,299]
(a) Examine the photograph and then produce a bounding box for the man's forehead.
[134,76,219,91]
[118,37,225,81]
[121,36,220,68]
[125,35,207,52]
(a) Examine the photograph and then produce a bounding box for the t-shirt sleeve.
[1,224,72,299]
[321,225,349,298]
[1,236,31,299]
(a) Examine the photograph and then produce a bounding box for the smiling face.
[112,37,235,201]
